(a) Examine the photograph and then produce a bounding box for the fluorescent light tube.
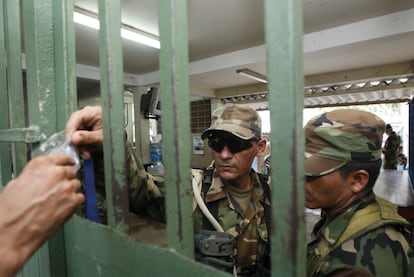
[236,68,268,83]
[74,12,100,30]
[74,11,160,49]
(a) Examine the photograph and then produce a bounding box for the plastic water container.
[147,163,164,176]
[32,130,80,171]
[148,143,164,175]
[150,143,163,164]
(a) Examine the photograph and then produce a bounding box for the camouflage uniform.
[304,109,414,276]
[397,152,408,169]
[192,168,270,275]
[305,110,384,177]
[307,193,414,276]
[81,105,269,274]
[82,139,167,224]
[382,129,401,169]
[123,144,271,275]
[126,104,271,275]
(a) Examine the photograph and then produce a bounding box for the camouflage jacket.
[124,142,271,274]
[83,141,167,224]
[307,193,414,276]
[192,168,271,275]
[382,131,401,169]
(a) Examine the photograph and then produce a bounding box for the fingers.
[27,153,77,179]
[27,152,74,171]
[0,152,85,265]
[21,153,81,191]
[70,130,103,159]
[47,152,77,167]
[48,179,84,229]
[66,179,85,205]
[70,130,103,147]
[65,106,104,154]
[65,106,103,138]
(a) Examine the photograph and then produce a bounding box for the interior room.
[1,1,414,275]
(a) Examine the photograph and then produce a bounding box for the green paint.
[0,0,12,186]
[54,0,78,129]
[5,0,26,176]
[0,0,307,275]
[264,0,306,276]
[64,216,230,276]
[158,0,194,258]
[23,0,57,137]
[0,126,42,143]
[98,0,128,231]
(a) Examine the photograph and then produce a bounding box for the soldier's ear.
[349,170,369,194]
[256,139,267,156]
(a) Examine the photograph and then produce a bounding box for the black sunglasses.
[208,134,257,153]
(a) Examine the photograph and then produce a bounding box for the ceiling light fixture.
[236,68,268,83]
[398,77,408,84]
[73,10,160,49]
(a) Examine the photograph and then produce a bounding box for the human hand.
[0,152,84,277]
[65,106,104,159]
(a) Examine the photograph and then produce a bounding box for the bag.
[194,229,235,272]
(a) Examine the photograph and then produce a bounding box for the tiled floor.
[373,169,414,207]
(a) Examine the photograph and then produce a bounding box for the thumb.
[71,130,103,147]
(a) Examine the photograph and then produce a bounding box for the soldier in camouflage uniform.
[305,109,414,276]
[382,124,401,169]
[66,104,271,276]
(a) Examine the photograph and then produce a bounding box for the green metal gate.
[0,0,305,276]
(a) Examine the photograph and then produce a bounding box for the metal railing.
[0,0,305,276]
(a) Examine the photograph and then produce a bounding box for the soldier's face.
[212,137,266,188]
[305,170,354,216]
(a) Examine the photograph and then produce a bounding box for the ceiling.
[74,0,414,108]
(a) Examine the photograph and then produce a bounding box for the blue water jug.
[150,143,163,164]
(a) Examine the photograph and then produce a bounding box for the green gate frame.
[0,0,305,276]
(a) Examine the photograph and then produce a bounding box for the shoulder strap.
[257,173,271,236]
[202,168,218,230]
[202,168,214,194]
[258,173,271,202]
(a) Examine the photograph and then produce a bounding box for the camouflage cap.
[305,109,385,176]
[201,104,261,140]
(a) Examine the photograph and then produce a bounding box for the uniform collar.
[311,192,375,244]
[205,168,269,206]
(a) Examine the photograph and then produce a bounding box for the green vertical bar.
[158,0,194,258]
[0,0,12,186]
[54,0,78,129]
[5,0,26,176]
[23,0,57,138]
[21,1,59,276]
[48,2,78,276]
[264,0,306,276]
[98,0,128,232]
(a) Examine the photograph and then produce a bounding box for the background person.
[305,109,414,276]
[397,146,408,170]
[65,104,271,276]
[0,153,84,277]
[382,123,401,169]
